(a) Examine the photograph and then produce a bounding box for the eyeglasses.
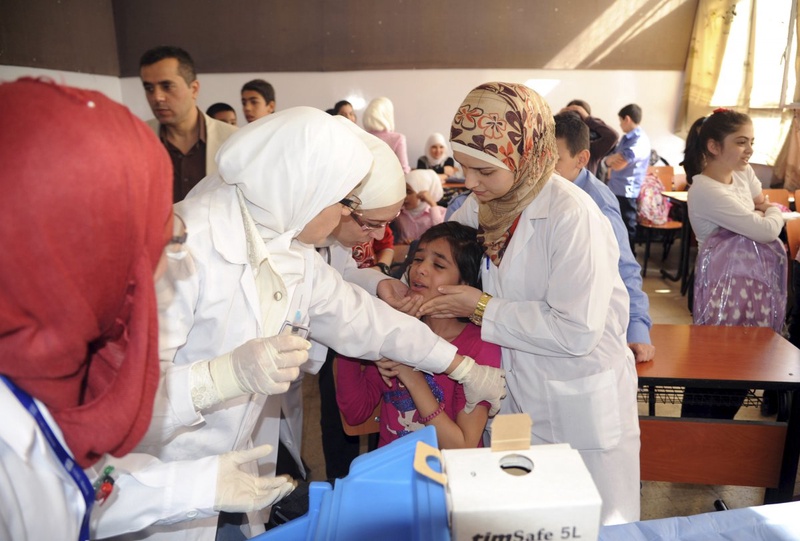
[339,194,362,214]
[350,210,401,231]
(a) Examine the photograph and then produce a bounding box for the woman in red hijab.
[0,78,173,541]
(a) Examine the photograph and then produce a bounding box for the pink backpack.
[637,172,672,225]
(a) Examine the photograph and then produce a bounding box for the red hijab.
[0,78,172,468]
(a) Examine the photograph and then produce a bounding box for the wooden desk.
[443,180,467,189]
[640,324,800,503]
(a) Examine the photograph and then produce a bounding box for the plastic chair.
[787,218,800,261]
[763,188,790,209]
[648,165,675,190]
[672,173,688,192]
[638,166,682,276]
[332,357,380,436]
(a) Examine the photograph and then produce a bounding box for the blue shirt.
[445,191,470,221]
[608,126,651,199]
[575,168,652,344]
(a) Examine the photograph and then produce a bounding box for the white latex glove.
[448,356,506,416]
[191,335,311,411]
[213,445,296,513]
[212,334,311,396]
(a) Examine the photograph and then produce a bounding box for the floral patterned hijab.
[450,82,557,264]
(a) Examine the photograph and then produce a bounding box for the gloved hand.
[191,335,311,411]
[213,445,296,513]
[448,356,506,416]
[211,334,311,397]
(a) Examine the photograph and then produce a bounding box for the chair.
[763,188,790,209]
[332,357,380,436]
[672,173,688,192]
[786,218,800,262]
[638,166,682,276]
[648,165,675,190]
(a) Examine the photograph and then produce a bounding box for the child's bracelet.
[418,401,445,424]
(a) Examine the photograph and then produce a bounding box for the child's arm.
[393,363,488,449]
[437,338,503,448]
[335,356,383,425]
[605,153,628,171]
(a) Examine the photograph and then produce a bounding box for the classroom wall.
[119,69,688,168]
[1,0,698,166]
[1,0,119,75]
[110,0,697,75]
[0,63,687,167]
[2,0,698,77]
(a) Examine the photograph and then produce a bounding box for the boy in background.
[554,111,654,363]
[241,79,276,123]
[604,103,651,252]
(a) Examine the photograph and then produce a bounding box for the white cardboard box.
[441,443,602,541]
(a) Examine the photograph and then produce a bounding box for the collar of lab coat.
[493,175,556,268]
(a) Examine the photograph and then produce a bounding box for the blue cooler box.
[253,426,450,541]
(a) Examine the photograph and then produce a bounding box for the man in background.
[140,45,237,202]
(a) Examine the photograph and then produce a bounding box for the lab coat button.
[187,510,198,518]
[274,292,283,301]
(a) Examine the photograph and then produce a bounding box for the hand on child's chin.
[417,285,482,319]
[394,292,425,317]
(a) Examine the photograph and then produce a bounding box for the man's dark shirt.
[160,114,207,202]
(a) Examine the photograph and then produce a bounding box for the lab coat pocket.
[546,370,621,451]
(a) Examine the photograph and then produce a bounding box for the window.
[710,0,797,162]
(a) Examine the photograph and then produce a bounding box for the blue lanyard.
[2,375,93,541]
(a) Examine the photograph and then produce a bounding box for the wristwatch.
[375,262,392,276]
[469,292,493,326]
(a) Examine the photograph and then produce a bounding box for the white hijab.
[216,106,372,245]
[333,116,405,210]
[362,97,395,132]
[215,106,372,331]
[424,132,450,168]
[405,169,444,203]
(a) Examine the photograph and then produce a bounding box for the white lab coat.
[264,243,391,479]
[451,175,641,525]
[0,384,85,541]
[96,181,457,541]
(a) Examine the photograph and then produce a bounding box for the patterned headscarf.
[0,78,172,468]
[450,82,557,264]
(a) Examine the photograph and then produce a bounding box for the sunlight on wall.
[544,0,693,69]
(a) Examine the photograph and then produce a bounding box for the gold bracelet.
[469,292,492,326]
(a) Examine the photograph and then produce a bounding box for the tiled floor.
[298,238,799,521]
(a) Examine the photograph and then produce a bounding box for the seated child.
[336,222,502,449]
[393,169,446,244]
[417,133,457,181]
